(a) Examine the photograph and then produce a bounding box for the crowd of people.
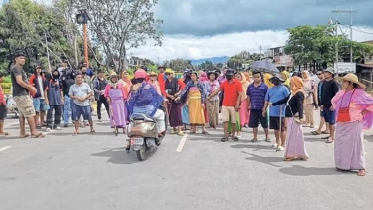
[1,52,373,177]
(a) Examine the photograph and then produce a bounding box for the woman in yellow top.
[281,71,290,89]
[177,72,209,134]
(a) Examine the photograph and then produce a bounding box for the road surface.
[0,110,372,210]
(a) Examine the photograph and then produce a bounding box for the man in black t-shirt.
[10,52,44,138]
[320,68,339,143]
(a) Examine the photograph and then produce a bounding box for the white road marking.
[4,122,19,128]
[176,134,188,152]
[0,146,12,152]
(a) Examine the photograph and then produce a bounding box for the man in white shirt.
[69,73,95,135]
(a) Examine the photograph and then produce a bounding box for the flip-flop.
[19,134,30,138]
[321,136,330,139]
[311,131,321,135]
[232,136,239,141]
[72,132,79,136]
[325,138,334,143]
[221,137,228,142]
[202,131,210,135]
[0,132,9,136]
[251,139,258,143]
[321,131,330,134]
[31,133,45,138]
[90,130,96,134]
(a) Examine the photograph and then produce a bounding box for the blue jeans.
[63,95,72,124]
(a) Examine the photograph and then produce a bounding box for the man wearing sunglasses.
[311,69,330,135]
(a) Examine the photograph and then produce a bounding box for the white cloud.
[128,26,373,62]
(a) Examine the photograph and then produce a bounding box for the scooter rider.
[127,69,166,150]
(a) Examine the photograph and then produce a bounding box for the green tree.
[163,59,193,71]
[284,25,373,68]
[0,0,89,72]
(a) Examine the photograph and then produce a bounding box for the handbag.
[337,90,355,123]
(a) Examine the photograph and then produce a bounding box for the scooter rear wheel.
[136,146,146,161]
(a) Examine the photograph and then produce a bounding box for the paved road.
[1,110,373,210]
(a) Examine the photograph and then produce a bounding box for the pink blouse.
[332,90,373,122]
[104,83,127,99]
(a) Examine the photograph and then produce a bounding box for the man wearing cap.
[207,69,242,142]
[29,65,48,128]
[320,67,339,143]
[263,75,290,151]
[10,52,44,138]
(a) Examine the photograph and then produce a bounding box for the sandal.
[284,158,293,161]
[311,131,321,135]
[31,133,45,138]
[251,139,258,143]
[178,131,184,136]
[321,136,330,140]
[232,136,239,141]
[264,138,271,142]
[72,132,79,136]
[19,133,30,138]
[202,131,210,135]
[90,130,96,134]
[321,131,330,134]
[0,132,9,136]
[358,170,366,176]
[221,137,228,142]
[325,138,334,143]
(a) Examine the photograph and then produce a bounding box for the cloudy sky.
[128,0,373,62]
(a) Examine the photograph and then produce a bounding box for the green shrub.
[4,75,11,83]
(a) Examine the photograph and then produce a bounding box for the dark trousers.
[97,95,110,120]
[47,105,62,128]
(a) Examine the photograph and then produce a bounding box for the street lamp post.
[76,9,91,68]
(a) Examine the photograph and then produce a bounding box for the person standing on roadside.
[207,69,242,142]
[69,73,95,135]
[263,76,290,151]
[10,52,44,138]
[0,72,8,136]
[320,68,339,143]
[311,69,330,135]
[60,60,76,127]
[246,71,270,142]
[302,70,316,128]
[44,69,64,131]
[29,66,48,128]
[93,69,110,122]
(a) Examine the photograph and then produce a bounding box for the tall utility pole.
[76,9,91,67]
[331,6,357,64]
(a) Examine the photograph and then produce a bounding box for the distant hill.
[190,56,230,65]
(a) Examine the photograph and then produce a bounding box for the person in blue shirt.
[263,75,290,151]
